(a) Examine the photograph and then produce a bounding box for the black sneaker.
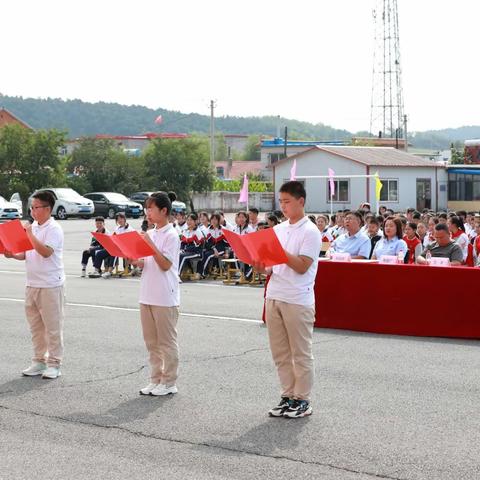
[268,397,292,417]
[283,399,313,418]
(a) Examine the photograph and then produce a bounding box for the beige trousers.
[140,304,179,386]
[265,299,315,401]
[25,286,65,367]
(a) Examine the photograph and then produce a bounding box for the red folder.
[92,231,155,259]
[0,219,34,254]
[223,228,288,267]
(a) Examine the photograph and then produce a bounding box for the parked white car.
[9,192,23,217]
[27,188,94,220]
[0,196,22,220]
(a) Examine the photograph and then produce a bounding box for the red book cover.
[92,231,155,259]
[0,219,34,254]
[223,228,288,267]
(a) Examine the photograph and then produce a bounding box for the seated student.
[91,213,134,278]
[366,217,383,259]
[424,216,439,248]
[417,223,463,266]
[248,207,260,231]
[447,215,469,263]
[257,220,268,230]
[174,211,188,236]
[316,214,333,257]
[266,214,280,228]
[371,216,407,261]
[198,211,210,238]
[178,213,204,275]
[327,210,347,239]
[330,211,371,259]
[195,213,228,278]
[233,211,254,235]
[416,221,428,246]
[403,222,422,264]
[473,219,480,266]
[217,211,234,231]
[379,205,387,216]
[81,216,107,277]
[437,212,448,224]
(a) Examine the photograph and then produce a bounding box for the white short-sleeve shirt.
[139,223,181,307]
[25,218,65,288]
[266,216,321,306]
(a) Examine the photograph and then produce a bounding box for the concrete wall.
[192,191,274,212]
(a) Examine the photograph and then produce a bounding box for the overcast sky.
[2,0,478,133]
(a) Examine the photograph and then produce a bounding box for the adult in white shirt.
[3,191,65,379]
[252,181,321,419]
[330,211,371,259]
[371,217,407,261]
[130,192,181,397]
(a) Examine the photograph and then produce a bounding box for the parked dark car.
[83,192,142,219]
[129,191,187,213]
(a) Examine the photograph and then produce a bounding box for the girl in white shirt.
[130,192,181,397]
[448,216,469,263]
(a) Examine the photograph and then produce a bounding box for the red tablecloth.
[313,261,480,339]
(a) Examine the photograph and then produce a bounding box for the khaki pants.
[25,286,65,367]
[140,304,179,386]
[265,299,315,401]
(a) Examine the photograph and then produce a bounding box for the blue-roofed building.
[446,165,480,211]
[260,137,347,179]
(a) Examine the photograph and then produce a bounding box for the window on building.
[327,179,349,202]
[216,166,225,178]
[269,153,287,164]
[449,173,480,201]
[379,179,399,202]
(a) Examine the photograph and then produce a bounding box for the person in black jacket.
[81,217,107,277]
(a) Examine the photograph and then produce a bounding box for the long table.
[313,261,480,339]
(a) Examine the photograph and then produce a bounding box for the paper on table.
[0,219,34,254]
[222,228,288,267]
[92,231,155,259]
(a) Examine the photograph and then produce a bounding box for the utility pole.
[210,100,215,166]
[403,114,408,152]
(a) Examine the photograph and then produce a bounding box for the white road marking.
[0,297,263,324]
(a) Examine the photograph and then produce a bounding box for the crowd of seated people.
[81,200,480,280]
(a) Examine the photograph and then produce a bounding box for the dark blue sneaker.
[283,399,313,418]
[268,397,292,417]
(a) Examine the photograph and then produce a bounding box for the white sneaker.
[150,384,178,396]
[22,362,47,376]
[139,383,159,395]
[42,366,61,379]
[102,271,112,279]
[81,269,86,278]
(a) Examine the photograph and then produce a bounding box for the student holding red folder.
[3,191,65,380]
[128,192,181,397]
[252,181,321,418]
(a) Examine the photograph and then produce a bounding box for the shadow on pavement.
[211,418,309,456]
[0,376,50,397]
[65,395,171,427]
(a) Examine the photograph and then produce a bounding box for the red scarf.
[403,235,421,264]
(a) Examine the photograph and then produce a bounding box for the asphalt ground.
[1,218,479,480]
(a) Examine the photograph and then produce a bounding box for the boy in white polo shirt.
[253,181,321,418]
[4,190,65,379]
[129,192,181,396]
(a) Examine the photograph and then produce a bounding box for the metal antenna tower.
[369,0,405,139]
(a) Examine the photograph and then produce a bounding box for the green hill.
[1,94,478,149]
[0,94,351,140]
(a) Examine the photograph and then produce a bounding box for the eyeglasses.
[31,205,50,211]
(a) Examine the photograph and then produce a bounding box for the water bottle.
[426,250,432,264]
[397,249,405,264]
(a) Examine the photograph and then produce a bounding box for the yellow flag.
[375,172,383,201]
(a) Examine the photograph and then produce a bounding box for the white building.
[272,146,448,212]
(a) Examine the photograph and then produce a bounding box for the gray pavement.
[1,218,479,480]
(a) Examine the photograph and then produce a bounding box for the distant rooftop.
[261,137,347,148]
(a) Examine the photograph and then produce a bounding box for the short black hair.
[248,207,259,215]
[278,181,306,200]
[345,210,364,225]
[145,191,172,215]
[32,190,55,210]
[95,216,105,222]
[413,211,421,219]
[435,223,449,233]
[115,212,127,220]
